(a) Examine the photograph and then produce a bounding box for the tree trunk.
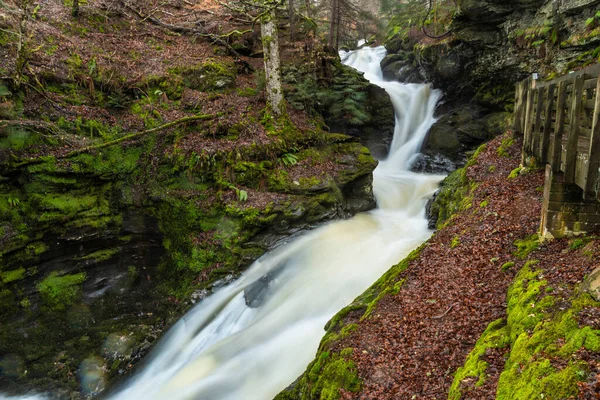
[289,0,295,41]
[335,0,341,49]
[260,9,284,117]
[72,0,80,17]
[327,0,337,49]
[304,0,311,18]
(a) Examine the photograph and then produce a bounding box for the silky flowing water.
[1,46,444,400]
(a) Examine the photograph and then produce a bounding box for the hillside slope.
[278,134,600,399]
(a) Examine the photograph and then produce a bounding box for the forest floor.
[327,134,600,399]
[1,0,317,161]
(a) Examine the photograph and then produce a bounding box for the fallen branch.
[7,113,217,169]
[430,303,457,319]
[62,114,216,158]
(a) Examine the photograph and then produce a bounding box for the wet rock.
[244,263,287,308]
[582,266,600,301]
[410,153,457,175]
[421,105,509,163]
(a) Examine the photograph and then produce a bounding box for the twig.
[430,303,457,319]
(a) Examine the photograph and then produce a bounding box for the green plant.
[501,261,515,271]
[280,153,298,167]
[7,197,20,207]
[451,235,460,249]
[237,189,248,202]
[587,17,596,29]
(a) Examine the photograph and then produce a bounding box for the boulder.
[421,105,509,164]
[582,265,600,301]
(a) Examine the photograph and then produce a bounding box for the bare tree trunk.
[327,0,338,49]
[72,0,80,17]
[304,0,311,18]
[260,9,284,117]
[288,0,295,41]
[335,0,341,49]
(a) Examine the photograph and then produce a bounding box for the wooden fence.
[514,63,600,199]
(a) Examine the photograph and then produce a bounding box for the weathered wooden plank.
[584,99,595,109]
[551,80,568,172]
[584,78,598,90]
[523,78,536,163]
[513,81,526,135]
[541,84,556,162]
[532,87,546,157]
[543,63,600,89]
[576,153,589,189]
[565,74,585,183]
[580,126,592,138]
[586,74,600,197]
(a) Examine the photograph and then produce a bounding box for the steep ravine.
[281,134,600,399]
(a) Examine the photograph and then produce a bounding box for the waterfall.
[2,47,444,400]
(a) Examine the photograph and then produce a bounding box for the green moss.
[453,250,600,400]
[497,288,598,398]
[429,143,488,229]
[69,144,142,176]
[513,234,539,259]
[508,167,522,179]
[569,237,590,251]
[496,137,515,157]
[505,260,547,341]
[0,268,26,284]
[31,193,98,219]
[80,248,120,262]
[37,271,86,311]
[501,261,515,271]
[449,318,511,399]
[479,199,489,208]
[451,235,461,248]
[168,61,236,92]
[307,351,361,400]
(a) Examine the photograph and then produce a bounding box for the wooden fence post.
[586,74,600,198]
[522,77,535,165]
[513,81,526,136]
[551,80,568,172]
[565,74,584,183]
[541,83,556,163]
[532,86,546,157]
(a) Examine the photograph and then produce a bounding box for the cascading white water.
[2,47,444,400]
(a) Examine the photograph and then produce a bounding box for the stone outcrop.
[384,0,600,166]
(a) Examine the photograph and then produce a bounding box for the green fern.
[280,153,298,167]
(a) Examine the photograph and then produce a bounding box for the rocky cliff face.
[0,128,378,397]
[383,0,600,168]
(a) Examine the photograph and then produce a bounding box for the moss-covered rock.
[427,143,486,229]
[451,257,600,399]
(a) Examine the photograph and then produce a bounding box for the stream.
[1,46,444,400]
